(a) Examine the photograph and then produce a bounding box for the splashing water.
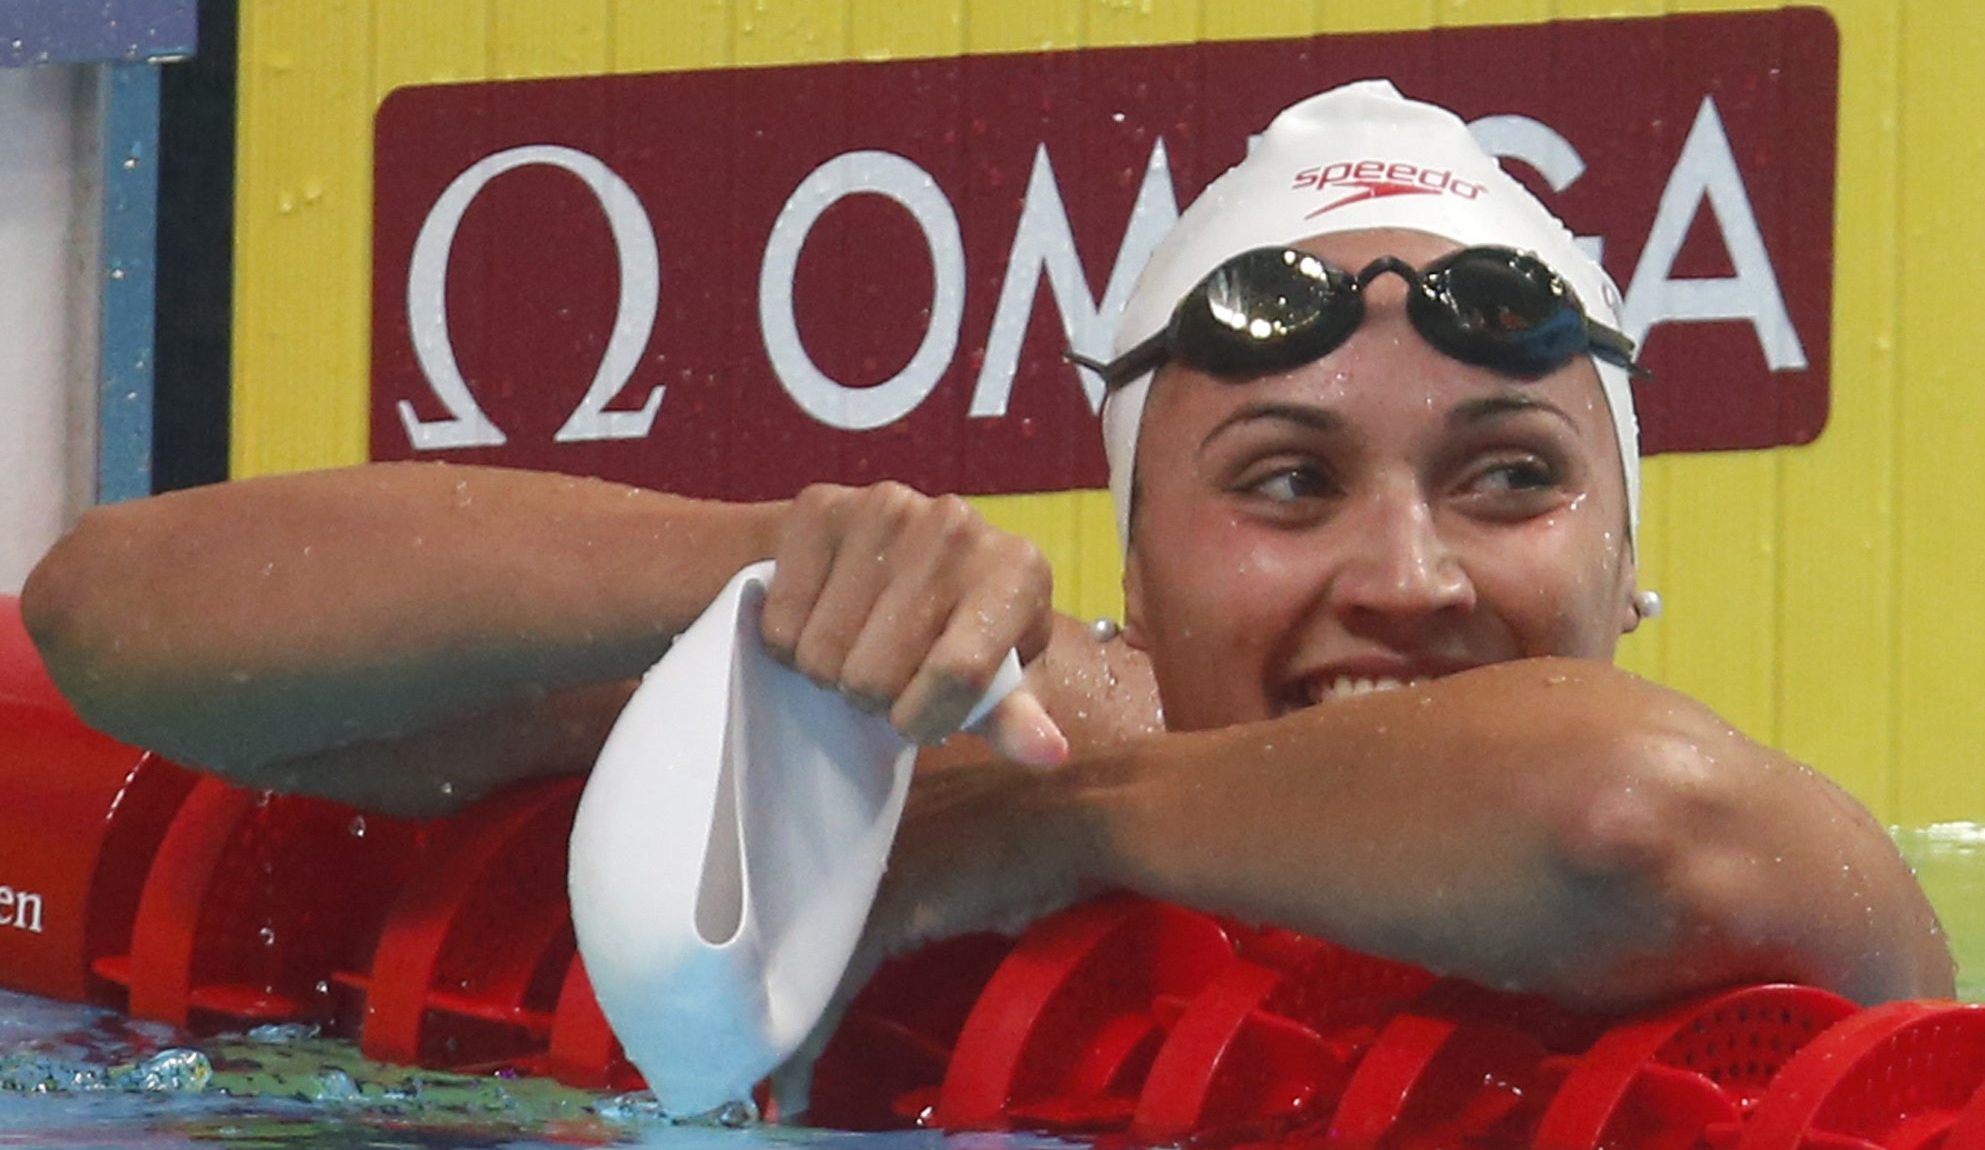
[0,990,1091,1150]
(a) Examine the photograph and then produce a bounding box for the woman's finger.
[789,499,905,688]
[760,485,849,664]
[836,495,982,712]
[977,687,1070,768]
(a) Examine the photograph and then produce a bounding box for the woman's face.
[1123,228,1639,731]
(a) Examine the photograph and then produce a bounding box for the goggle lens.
[1171,249,1360,377]
[1409,247,1594,378]
[1076,245,1641,392]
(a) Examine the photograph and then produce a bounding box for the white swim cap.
[1100,79,1638,548]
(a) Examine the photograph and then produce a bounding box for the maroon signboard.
[372,8,1838,500]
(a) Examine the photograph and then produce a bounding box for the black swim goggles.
[1069,245,1645,391]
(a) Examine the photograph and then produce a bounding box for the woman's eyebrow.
[1447,393,1579,431]
[1199,402,1342,452]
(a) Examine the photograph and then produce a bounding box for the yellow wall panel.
[1202,0,1317,41]
[1776,0,1897,811]
[1318,0,1434,34]
[229,0,1985,824]
[374,1,489,86]
[853,0,963,58]
[964,0,1081,53]
[1085,0,1198,48]
[1548,0,1667,19]
[609,0,734,73]
[233,0,377,477]
[1437,0,1553,29]
[489,0,610,78]
[1661,454,1783,744]
[734,0,847,66]
[1895,0,1985,825]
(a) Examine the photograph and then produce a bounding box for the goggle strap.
[1583,320,1651,377]
[1066,332,1169,394]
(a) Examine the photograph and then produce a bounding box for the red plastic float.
[3,591,1982,1149]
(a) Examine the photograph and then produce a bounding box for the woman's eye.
[1470,458,1558,494]
[1248,465,1332,503]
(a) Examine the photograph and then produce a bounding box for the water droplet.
[246,1021,319,1043]
[313,1065,360,1101]
[116,1048,213,1093]
[713,1097,760,1126]
[595,1089,670,1122]
[349,815,367,838]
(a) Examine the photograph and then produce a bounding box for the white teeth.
[1310,676,1422,703]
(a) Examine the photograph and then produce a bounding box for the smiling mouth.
[1307,675,1425,704]
[1275,671,1451,715]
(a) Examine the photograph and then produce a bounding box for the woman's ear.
[1122,545,1150,651]
[1617,552,1643,636]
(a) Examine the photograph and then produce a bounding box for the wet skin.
[1122,228,1642,731]
[22,227,1955,1016]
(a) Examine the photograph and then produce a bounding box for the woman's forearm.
[22,462,786,778]
[1059,659,1953,1008]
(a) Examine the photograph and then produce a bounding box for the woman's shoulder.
[1033,613,1165,753]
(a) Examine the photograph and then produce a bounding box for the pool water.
[0,989,1087,1150]
[0,826,1978,1148]
[1899,823,1985,1001]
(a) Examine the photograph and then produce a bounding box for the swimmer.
[22,81,1952,1012]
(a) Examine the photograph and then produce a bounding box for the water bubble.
[115,1048,213,1093]
[312,1065,360,1101]
[712,1097,760,1126]
[595,1089,671,1122]
[245,1021,319,1044]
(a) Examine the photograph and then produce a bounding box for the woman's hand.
[759,482,1068,767]
[771,752,1094,1119]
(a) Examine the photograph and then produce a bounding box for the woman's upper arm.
[1546,681,1956,1005]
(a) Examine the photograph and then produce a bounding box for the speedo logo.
[1292,159,1487,218]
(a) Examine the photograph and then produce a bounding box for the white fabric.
[1101,79,1637,547]
[568,561,1021,1115]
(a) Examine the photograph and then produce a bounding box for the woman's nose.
[1324,486,1476,627]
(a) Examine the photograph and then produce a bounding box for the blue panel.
[0,0,196,67]
[98,62,160,504]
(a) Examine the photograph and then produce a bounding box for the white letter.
[0,886,13,927]
[402,144,665,450]
[1620,96,1807,370]
[1468,114,1605,267]
[972,140,1179,416]
[759,151,965,432]
[14,891,39,934]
